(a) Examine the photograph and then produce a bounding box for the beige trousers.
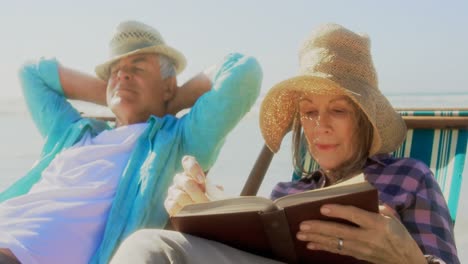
[110,229,285,264]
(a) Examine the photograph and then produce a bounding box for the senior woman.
[110,24,459,264]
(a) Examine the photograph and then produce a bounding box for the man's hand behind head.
[166,72,212,115]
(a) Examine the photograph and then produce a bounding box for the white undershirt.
[0,123,148,264]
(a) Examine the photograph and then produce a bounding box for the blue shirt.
[0,53,262,264]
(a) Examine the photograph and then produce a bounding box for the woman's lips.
[315,144,338,151]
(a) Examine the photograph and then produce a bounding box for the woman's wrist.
[403,241,427,264]
[424,255,446,264]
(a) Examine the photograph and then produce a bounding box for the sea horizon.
[1,92,468,116]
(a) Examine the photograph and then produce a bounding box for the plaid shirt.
[270,153,459,264]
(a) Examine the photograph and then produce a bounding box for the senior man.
[0,20,262,264]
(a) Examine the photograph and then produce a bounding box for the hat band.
[111,40,162,57]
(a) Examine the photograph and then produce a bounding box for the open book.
[170,174,378,264]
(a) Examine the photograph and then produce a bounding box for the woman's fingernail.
[297,234,306,240]
[300,224,310,231]
[321,206,331,215]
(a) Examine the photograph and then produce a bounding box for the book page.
[175,196,274,217]
[274,173,375,208]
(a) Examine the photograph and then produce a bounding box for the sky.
[0,0,467,100]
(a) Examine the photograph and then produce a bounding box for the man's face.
[106,53,175,125]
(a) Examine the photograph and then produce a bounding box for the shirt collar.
[300,169,327,188]
[299,153,393,185]
[367,153,393,167]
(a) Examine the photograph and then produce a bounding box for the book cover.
[171,175,378,263]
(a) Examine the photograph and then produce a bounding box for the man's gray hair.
[159,54,176,79]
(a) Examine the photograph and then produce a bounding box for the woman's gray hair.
[158,54,176,79]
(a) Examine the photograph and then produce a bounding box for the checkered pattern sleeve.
[365,155,459,264]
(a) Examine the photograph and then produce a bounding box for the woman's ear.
[163,76,177,102]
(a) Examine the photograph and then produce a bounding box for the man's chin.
[109,96,122,107]
[108,96,137,110]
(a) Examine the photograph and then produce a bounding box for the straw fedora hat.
[260,23,406,156]
[95,20,186,80]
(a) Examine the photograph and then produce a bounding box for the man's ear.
[163,76,177,102]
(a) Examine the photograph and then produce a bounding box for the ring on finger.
[337,237,344,251]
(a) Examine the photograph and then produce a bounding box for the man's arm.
[166,72,212,115]
[19,58,82,139]
[58,65,107,106]
[181,53,262,169]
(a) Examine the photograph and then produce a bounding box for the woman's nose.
[314,114,332,133]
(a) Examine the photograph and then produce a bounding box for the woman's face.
[299,94,358,171]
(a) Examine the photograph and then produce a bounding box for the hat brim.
[260,75,405,155]
[95,44,187,80]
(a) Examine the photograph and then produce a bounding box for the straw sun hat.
[95,20,186,80]
[260,23,406,156]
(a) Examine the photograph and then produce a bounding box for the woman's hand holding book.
[164,156,226,216]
